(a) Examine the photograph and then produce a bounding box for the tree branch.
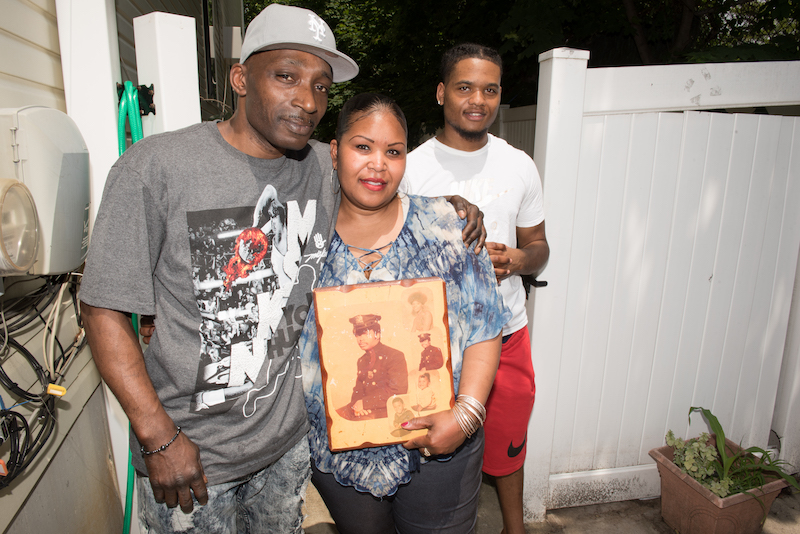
[671,0,698,57]
[622,0,656,64]
[693,0,755,18]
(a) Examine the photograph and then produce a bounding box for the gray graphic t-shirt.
[81,122,336,484]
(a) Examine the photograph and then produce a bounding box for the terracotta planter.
[649,441,787,534]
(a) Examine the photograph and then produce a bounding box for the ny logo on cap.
[307,14,326,42]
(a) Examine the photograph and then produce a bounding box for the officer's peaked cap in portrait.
[350,314,381,333]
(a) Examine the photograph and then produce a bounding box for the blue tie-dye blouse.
[299,194,510,497]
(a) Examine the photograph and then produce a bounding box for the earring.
[330,167,340,195]
[437,101,442,105]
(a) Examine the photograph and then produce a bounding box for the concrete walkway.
[303,477,800,533]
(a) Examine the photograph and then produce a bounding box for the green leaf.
[689,406,734,478]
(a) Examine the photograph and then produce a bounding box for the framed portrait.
[312,277,454,452]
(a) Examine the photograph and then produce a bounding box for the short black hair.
[335,93,408,143]
[441,43,503,84]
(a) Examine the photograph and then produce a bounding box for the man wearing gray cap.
[80,4,356,533]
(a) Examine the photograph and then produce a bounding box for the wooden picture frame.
[312,277,454,452]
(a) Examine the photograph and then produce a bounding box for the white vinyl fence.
[517,49,800,521]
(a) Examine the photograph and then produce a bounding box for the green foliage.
[667,430,732,497]
[241,0,567,145]
[239,1,799,145]
[689,0,800,62]
[312,0,530,145]
[686,42,800,62]
[666,407,800,499]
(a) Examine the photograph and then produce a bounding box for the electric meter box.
[0,106,90,275]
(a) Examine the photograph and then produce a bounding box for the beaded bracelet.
[140,426,182,457]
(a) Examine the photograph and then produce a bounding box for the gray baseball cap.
[239,4,359,83]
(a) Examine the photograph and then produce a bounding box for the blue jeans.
[138,438,311,534]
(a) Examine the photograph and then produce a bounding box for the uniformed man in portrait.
[337,314,408,420]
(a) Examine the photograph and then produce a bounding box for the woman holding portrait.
[299,93,509,534]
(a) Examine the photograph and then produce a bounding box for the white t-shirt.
[402,134,544,335]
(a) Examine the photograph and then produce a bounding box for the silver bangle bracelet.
[452,395,486,438]
[457,394,487,424]
[451,403,471,437]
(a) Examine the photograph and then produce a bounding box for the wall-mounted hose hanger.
[116,81,155,156]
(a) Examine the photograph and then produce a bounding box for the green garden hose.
[117,80,144,534]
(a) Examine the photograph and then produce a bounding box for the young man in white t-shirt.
[401,43,549,534]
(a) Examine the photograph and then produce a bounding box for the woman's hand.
[401,409,466,456]
[402,336,501,456]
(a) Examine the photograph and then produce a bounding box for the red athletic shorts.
[482,326,535,476]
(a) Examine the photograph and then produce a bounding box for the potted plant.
[649,406,800,534]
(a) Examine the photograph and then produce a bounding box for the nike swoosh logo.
[508,437,526,458]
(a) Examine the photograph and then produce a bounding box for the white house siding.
[0,0,65,111]
[0,3,120,533]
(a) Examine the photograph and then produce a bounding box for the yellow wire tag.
[47,384,67,397]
